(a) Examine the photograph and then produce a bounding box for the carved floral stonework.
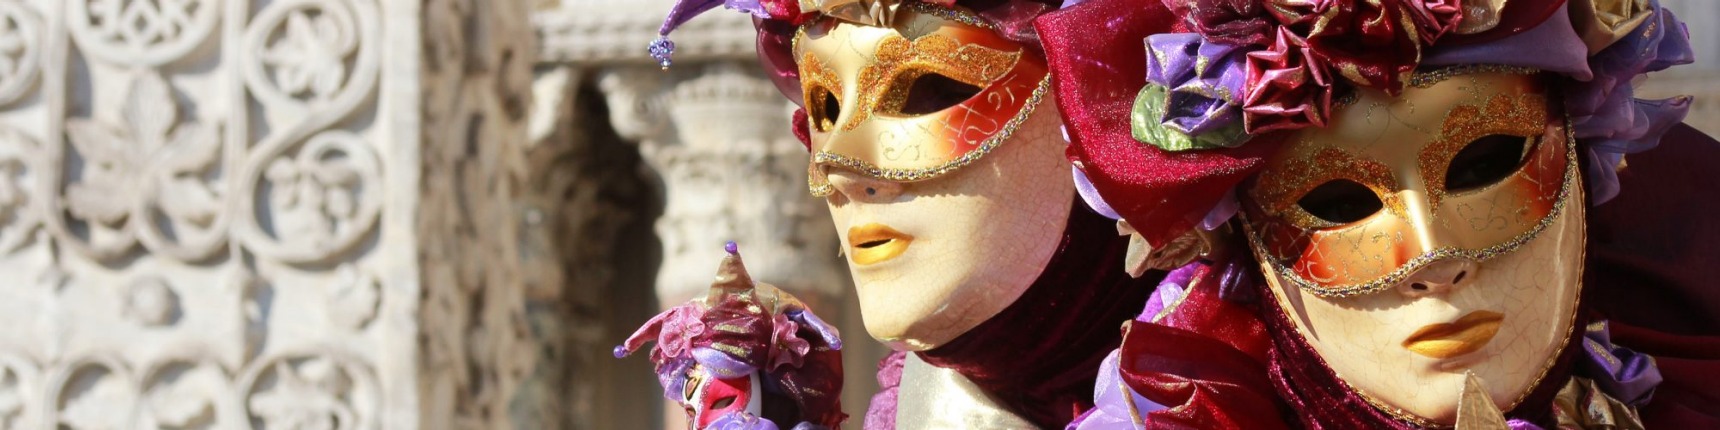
[0,0,537,427]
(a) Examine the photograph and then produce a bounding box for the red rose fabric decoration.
[1270,0,1423,94]
[1403,0,1464,44]
[1165,0,1276,46]
[1242,27,1334,133]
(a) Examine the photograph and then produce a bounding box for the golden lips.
[848,223,914,265]
[1402,311,1504,359]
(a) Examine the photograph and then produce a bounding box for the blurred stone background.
[0,0,1708,429]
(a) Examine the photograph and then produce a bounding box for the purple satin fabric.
[1073,166,1123,220]
[1567,1,1694,204]
[1421,5,1592,79]
[660,0,726,35]
[1580,321,1663,406]
[1144,33,1247,136]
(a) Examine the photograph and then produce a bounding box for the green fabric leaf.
[1130,84,1250,152]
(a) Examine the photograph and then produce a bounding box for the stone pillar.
[0,0,539,428]
[535,0,883,425]
[598,62,847,306]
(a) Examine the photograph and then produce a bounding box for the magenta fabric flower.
[652,305,708,363]
[1242,27,1333,133]
[1270,0,1423,93]
[1164,0,1275,46]
[1402,0,1463,44]
[769,313,811,371]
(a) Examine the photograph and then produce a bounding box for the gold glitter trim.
[712,342,751,358]
[1245,116,1580,298]
[900,0,990,29]
[845,33,1022,131]
[807,74,1051,195]
[1150,272,1201,325]
[1416,92,1550,209]
[1410,65,1543,88]
[712,323,752,334]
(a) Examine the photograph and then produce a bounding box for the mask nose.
[1396,258,1479,298]
[826,169,904,203]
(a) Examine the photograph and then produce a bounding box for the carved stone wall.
[0,0,537,428]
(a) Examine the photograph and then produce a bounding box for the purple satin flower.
[707,412,782,430]
[1565,1,1694,205]
[1145,33,1249,137]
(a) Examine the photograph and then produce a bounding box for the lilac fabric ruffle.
[1073,166,1123,220]
[1422,5,1593,80]
[863,351,906,430]
[1067,351,1167,430]
[1565,1,1694,204]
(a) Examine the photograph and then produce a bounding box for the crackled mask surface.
[796,3,1051,196]
[802,4,1071,352]
[1244,72,1584,424]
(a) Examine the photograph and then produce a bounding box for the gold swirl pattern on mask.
[1252,146,1407,229]
[1243,118,1579,298]
[800,53,843,132]
[1417,92,1550,210]
[841,33,1022,131]
[804,74,1052,196]
[1410,64,1542,88]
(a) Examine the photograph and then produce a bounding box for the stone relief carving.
[0,2,39,106]
[0,0,537,427]
[62,70,225,262]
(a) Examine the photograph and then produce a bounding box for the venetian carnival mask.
[795,4,1074,351]
[679,365,764,428]
[1241,71,1584,424]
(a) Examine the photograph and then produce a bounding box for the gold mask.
[794,2,1051,196]
[1241,70,1577,297]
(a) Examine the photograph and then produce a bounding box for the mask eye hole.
[809,87,841,132]
[1446,134,1529,192]
[1297,179,1383,225]
[710,395,737,410]
[895,72,981,116]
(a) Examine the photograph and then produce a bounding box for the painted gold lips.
[848,223,913,265]
[1403,311,1504,359]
